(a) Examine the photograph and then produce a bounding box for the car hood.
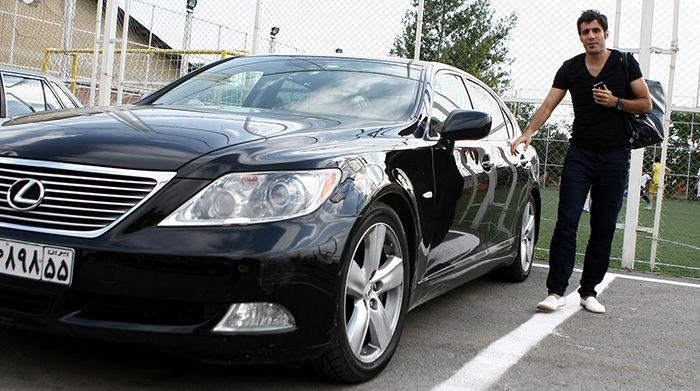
[0,106,399,171]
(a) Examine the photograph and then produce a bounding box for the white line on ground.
[533,262,700,288]
[611,273,700,288]
[535,247,700,271]
[432,272,616,391]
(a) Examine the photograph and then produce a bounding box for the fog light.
[212,302,296,334]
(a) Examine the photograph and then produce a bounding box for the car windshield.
[151,56,423,121]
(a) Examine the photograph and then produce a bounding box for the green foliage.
[391,0,516,93]
[669,111,700,150]
[641,112,700,196]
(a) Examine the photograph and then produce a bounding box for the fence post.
[622,0,655,270]
[116,0,131,105]
[42,49,50,73]
[71,54,78,94]
[649,0,680,269]
[98,0,119,106]
[414,0,424,60]
[61,0,77,81]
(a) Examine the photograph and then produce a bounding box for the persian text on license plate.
[0,238,74,285]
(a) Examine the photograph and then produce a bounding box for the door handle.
[481,155,493,171]
[519,154,529,166]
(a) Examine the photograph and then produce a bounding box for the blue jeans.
[547,144,630,298]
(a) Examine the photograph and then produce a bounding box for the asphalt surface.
[0,264,697,390]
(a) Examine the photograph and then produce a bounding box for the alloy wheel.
[344,222,404,364]
[520,201,536,272]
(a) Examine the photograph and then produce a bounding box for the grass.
[536,188,700,279]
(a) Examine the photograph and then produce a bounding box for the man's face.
[579,20,608,54]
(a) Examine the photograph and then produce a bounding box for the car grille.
[76,294,221,326]
[0,158,175,238]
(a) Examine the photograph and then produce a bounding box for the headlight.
[159,169,341,226]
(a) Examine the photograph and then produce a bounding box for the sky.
[122,0,700,109]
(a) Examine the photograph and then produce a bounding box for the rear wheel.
[312,202,410,383]
[499,194,536,282]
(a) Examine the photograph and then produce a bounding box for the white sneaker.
[580,296,606,314]
[537,295,566,312]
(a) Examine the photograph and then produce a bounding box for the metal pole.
[61,0,77,80]
[414,0,425,60]
[696,64,700,107]
[116,0,131,105]
[145,4,154,91]
[9,0,19,65]
[613,0,622,49]
[649,0,680,269]
[252,0,262,55]
[181,9,194,77]
[621,0,654,269]
[89,0,105,106]
[98,0,119,106]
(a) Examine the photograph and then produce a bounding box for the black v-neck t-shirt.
[552,49,642,150]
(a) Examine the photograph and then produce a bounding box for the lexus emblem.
[7,178,45,211]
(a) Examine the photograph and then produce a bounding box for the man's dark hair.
[577,9,608,33]
[654,156,661,163]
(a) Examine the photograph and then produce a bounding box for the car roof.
[238,54,472,79]
[240,53,442,68]
[0,65,65,83]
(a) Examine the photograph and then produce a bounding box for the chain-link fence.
[0,0,698,276]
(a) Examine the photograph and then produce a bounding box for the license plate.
[0,238,74,285]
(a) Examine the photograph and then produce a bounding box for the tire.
[311,202,410,383]
[499,194,536,282]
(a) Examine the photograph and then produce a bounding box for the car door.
[424,72,494,278]
[464,78,527,251]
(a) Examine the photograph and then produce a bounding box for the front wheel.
[312,202,410,383]
[498,194,536,282]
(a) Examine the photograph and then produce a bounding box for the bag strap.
[620,51,632,97]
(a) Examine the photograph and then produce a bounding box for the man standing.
[510,10,652,314]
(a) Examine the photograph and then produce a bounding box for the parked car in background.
[0,55,539,382]
[0,66,81,123]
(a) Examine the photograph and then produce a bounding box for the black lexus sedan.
[0,55,540,382]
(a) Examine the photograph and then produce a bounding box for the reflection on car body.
[0,55,539,382]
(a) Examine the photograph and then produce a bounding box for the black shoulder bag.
[620,52,666,149]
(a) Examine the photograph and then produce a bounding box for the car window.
[50,81,79,108]
[152,58,422,121]
[3,74,47,117]
[464,79,508,140]
[430,73,471,137]
[43,82,62,111]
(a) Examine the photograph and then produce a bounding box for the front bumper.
[0,215,355,363]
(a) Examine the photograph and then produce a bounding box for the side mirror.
[441,110,491,141]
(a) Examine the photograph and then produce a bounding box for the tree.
[391,0,516,92]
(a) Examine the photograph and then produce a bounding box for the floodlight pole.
[252,0,262,54]
[621,0,654,269]
[181,3,195,77]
